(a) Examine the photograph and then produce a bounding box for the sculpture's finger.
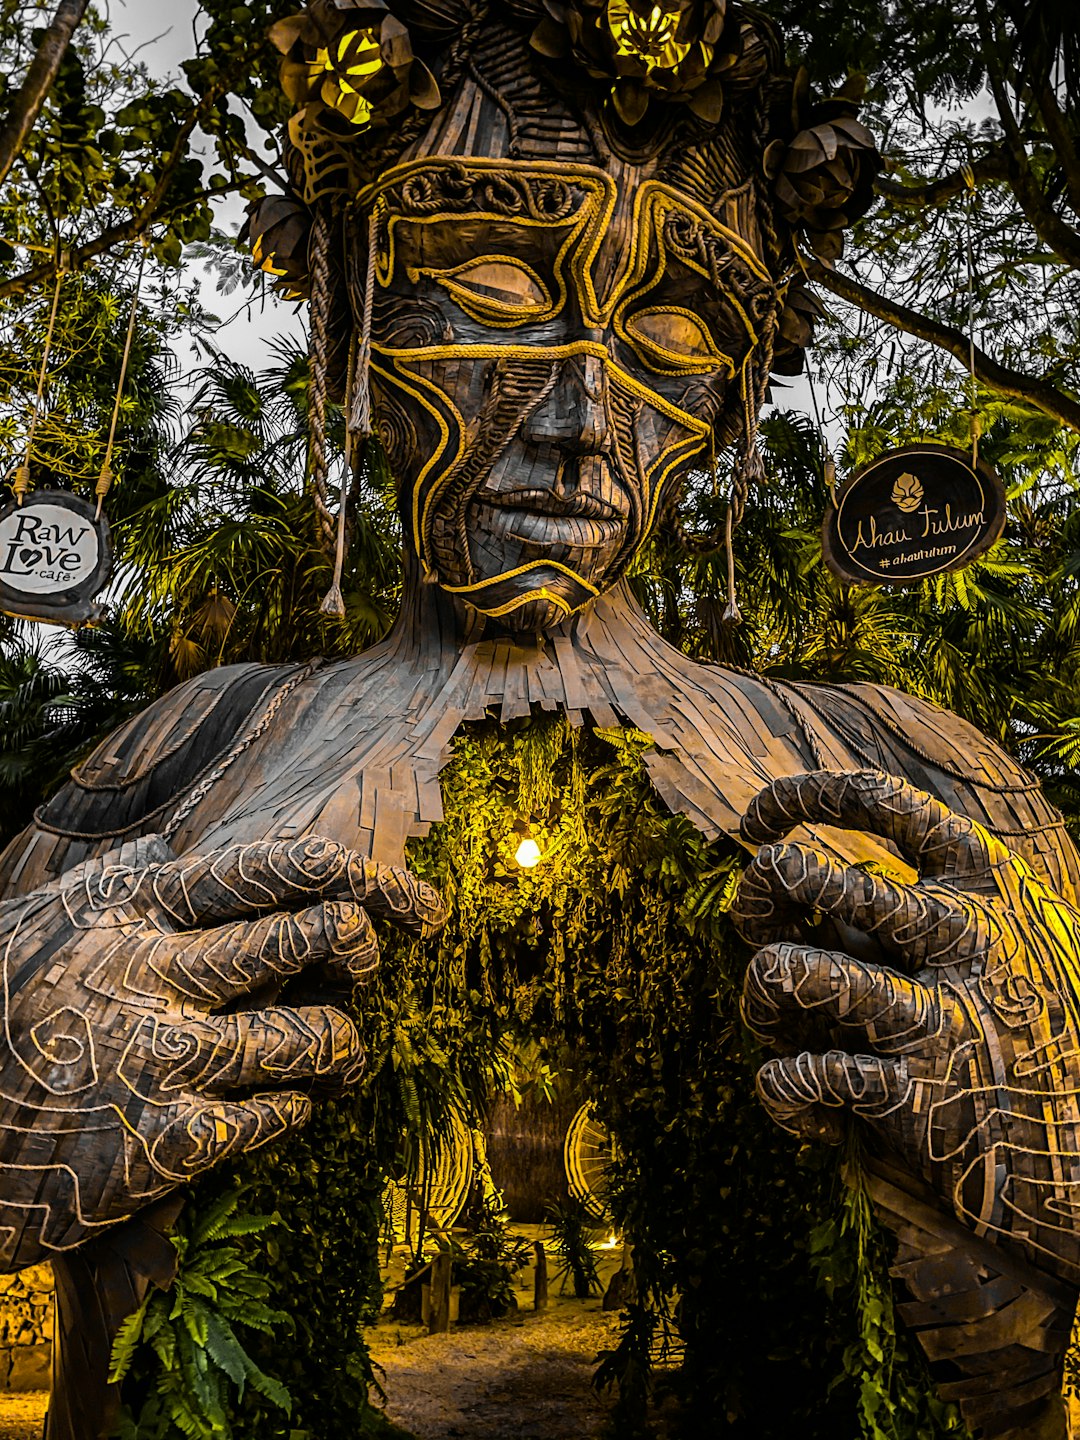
[143,1007,365,1097]
[740,770,1005,882]
[144,838,446,936]
[741,942,954,1055]
[755,1050,907,1144]
[142,899,379,1006]
[146,1091,311,1182]
[732,842,983,968]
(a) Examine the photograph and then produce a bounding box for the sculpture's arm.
[733,769,1080,1440]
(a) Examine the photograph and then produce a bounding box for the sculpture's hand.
[0,836,445,1271]
[731,770,1080,1283]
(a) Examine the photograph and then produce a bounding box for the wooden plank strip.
[553,634,589,712]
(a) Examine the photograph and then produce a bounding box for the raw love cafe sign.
[822,445,1008,587]
[0,490,112,625]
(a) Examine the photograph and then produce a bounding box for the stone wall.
[0,1265,52,1390]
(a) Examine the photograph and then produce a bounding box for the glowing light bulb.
[515,837,542,869]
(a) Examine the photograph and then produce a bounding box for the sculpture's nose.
[521,352,609,454]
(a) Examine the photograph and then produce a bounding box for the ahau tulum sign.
[822,444,1008,587]
[0,490,112,626]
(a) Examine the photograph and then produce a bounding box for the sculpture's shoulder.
[0,660,318,895]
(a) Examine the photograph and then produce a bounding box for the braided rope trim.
[30,664,322,843]
[162,661,323,840]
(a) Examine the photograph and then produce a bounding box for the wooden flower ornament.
[269,0,440,140]
[247,192,313,298]
[529,0,755,125]
[768,76,882,261]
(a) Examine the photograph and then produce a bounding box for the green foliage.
[116,346,403,681]
[645,406,1080,830]
[545,1197,602,1299]
[450,1198,532,1321]
[594,1304,660,1438]
[110,1189,292,1440]
[810,1140,971,1440]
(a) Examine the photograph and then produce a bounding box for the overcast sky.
[106,0,304,375]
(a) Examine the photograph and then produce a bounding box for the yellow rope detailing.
[96,241,148,519]
[15,263,65,504]
[359,160,774,327]
[442,559,602,595]
[410,255,556,328]
[471,588,574,620]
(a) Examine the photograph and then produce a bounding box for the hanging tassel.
[319,334,356,621]
[309,206,336,557]
[722,503,742,625]
[319,468,349,618]
[722,362,768,626]
[321,208,379,618]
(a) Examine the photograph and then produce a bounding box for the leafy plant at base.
[809,1136,971,1440]
[545,1196,602,1299]
[452,1196,532,1322]
[109,1189,292,1440]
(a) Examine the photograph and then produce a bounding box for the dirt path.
[0,1392,45,1440]
[369,1298,622,1440]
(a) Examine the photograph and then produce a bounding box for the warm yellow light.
[515,837,542,869]
[601,1232,621,1250]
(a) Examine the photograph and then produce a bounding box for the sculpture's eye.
[623,308,733,375]
[424,258,552,325]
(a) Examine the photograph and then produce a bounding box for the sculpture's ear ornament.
[768,69,883,265]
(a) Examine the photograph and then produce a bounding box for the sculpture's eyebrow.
[358,160,779,335]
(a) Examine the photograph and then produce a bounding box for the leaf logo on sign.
[891,473,924,513]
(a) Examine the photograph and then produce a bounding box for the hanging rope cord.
[12,262,65,504]
[721,311,776,625]
[316,206,378,620]
[308,205,338,557]
[962,163,982,467]
[96,240,148,519]
[12,242,147,513]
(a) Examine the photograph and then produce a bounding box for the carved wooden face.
[360,156,775,630]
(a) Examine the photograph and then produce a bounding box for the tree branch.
[0,0,91,189]
[874,146,1010,208]
[0,98,219,302]
[1029,75,1080,222]
[974,0,1080,268]
[805,258,1080,434]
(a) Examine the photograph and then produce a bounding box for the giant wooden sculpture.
[0,3,1078,1438]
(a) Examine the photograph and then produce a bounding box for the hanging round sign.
[0,489,112,626]
[822,445,1007,587]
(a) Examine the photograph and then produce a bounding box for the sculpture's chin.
[468,592,580,633]
[441,561,608,633]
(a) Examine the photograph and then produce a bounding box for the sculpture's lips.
[476,488,622,521]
